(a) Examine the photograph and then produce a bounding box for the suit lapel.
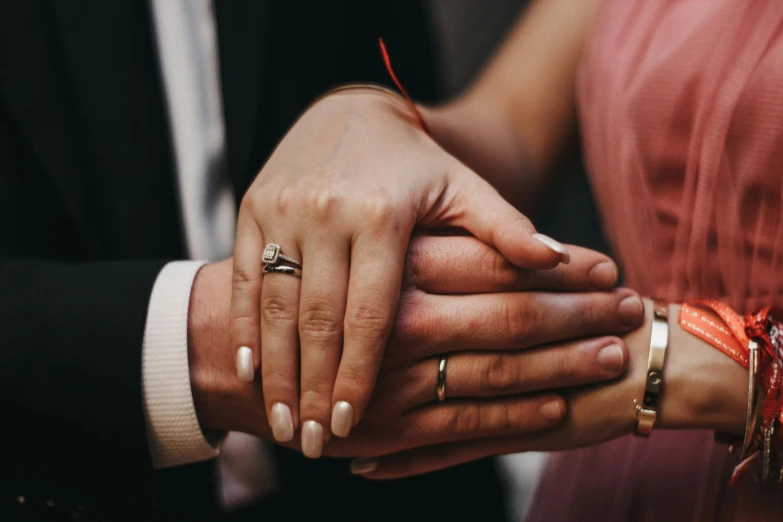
[2,1,184,256]
[48,1,184,257]
[214,1,267,200]
[215,1,344,198]
[0,1,97,247]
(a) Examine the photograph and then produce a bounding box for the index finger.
[392,289,644,358]
[405,235,618,294]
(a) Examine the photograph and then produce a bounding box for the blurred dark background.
[429,0,610,255]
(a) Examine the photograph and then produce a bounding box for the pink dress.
[527,1,783,520]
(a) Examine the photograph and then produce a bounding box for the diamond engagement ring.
[262,243,302,269]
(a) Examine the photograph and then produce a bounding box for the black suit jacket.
[0,1,507,521]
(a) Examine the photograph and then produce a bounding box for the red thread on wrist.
[679,299,783,483]
[378,38,430,134]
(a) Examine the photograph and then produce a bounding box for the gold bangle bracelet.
[634,299,669,436]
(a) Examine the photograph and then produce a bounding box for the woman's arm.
[424,0,604,210]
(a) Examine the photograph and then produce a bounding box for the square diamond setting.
[262,243,281,264]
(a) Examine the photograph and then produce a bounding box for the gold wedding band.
[436,356,448,402]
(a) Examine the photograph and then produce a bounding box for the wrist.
[188,259,271,439]
[624,299,748,435]
[313,84,424,129]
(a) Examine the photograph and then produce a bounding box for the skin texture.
[191,236,644,458]
[229,89,570,449]
[357,300,748,478]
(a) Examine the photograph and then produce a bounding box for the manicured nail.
[532,233,570,264]
[236,346,254,382]
[539,400,564,421]
[270,403,294,442]
[350,458,378,475]
[618,295,644,325]
[589,261,618,289]
[302,420,324,458]
[331,401,354,438]
[596,343,624,373]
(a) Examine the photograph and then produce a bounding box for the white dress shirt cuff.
[142,260,221,468]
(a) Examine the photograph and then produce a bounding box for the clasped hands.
[187,88,647,477]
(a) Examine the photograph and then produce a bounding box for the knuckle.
[555,264,570,288]
[300,388,332,414]
[359,193,396,226]
[506,404,535,432]
[504,300,540,346]
[345,299,390,336]
[451,404,482,434]
[550,347,576,381]
[239,192,261,217]
[232,267,259,292]
[508,213,534,232]
[261,295,298,325]
[308,187,341,220]
[336,368,373,400]
[404,240,427,287]
[390,292,429,344]
[484,354,519,394]
[578,295,600,331]
[274,186,299,216]
[338,365,371,388]
[487,405,513,432]
[238,196,253,217]
[300,302,343,339]
[479,247,518,287]
[262,367,297,392]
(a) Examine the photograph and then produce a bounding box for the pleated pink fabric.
[527,1,783,520]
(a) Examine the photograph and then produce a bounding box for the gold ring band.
[436,356,448,402]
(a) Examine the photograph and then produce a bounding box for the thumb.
[439,165,570,269]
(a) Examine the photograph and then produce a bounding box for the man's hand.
[349,300,749,479]
[187,236,644,458]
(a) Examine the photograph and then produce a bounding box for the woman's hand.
[228,88,571,457]
[356,299,750,479]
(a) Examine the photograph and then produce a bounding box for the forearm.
[420,0,604,211]
[422,100,540,211]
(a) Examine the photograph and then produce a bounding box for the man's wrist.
[188,259,271,439]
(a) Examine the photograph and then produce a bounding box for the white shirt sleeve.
[142,260,221,468]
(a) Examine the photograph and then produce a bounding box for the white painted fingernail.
[270,403,294,442]
[350,458,378,475]
[331,401,354,438]
[236,346,254,382]
[302,420,324,458]
[532,233,571,264]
